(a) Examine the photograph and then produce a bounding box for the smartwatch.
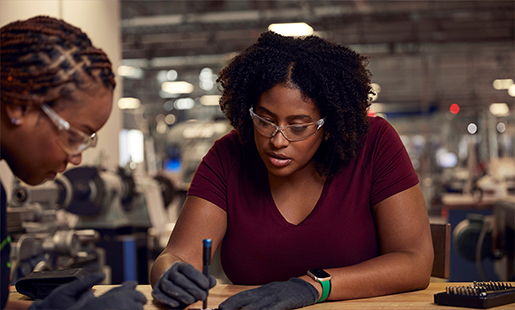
[307,268,331,303]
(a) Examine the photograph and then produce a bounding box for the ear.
[4,104,28,125]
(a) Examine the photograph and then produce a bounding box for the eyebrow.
[74,122,96,135]
[255,106,313,122]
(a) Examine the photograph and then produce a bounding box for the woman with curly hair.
[1,16,146,309]
[150,31,433,309]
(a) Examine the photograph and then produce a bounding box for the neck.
[268,163,325,190]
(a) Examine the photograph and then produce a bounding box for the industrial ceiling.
[119,0,515,124]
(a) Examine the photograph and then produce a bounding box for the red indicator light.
[450,103,460,114]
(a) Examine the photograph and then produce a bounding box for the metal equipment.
[453,197,515,282]
[7,176,105,285]
[7,165,176,284]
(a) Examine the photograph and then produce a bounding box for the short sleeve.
[367,117,419,206]
[187,131,239,211]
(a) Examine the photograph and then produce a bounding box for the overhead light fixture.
[467,123,478,134]
[117,97,141,109]
[167,70,178,81]
[200,95,221,106]
[174,98,195,110]
[489,103,510,116]
[162,81,194,94]
[117,65,144,79]
[497,122,506,133]
[268,22,313,36]
[508,84,515,97]
[492,79,514,90]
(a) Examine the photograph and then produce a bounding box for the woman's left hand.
[219,278,319,310]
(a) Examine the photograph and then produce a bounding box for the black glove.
[29,272,147,310]
[75,280,147,310]
[219,278,319,310]
[152,262,217,309]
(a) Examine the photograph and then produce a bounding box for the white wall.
[0,0,122,195]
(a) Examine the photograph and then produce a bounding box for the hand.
[219,278,319,310]
[75,280,147,310]
[29,272,103,310]
[29,273,147,310]
[152,262,217,309]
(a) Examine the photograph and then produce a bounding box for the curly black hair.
[217,31,372,178]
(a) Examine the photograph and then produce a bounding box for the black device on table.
[434,281,515,308]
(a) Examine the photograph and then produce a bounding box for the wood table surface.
[11,282,515,309]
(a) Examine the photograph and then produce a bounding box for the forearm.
[150,252,183,287]
[5,299,32,309]
[301,250,432,301]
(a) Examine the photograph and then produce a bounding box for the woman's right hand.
[151,261,217,309]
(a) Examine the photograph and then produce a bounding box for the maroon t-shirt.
[188,116,419,285]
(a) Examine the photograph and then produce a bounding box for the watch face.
[308,268,331,280]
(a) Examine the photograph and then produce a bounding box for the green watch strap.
[318,279,330,302]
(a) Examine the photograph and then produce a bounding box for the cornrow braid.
[1,15,115,107]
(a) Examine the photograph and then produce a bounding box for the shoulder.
[202,130,246,167]
[363,116,402,145]
[208,130,244,159]
[213,129,241,149]
[367,116,395,135]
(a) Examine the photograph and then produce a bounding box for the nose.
[68,153,82,165]
[270,129,289,148]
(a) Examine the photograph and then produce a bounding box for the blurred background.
[1,0,514,286]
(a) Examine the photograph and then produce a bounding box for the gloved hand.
[29,272,147,310]
[75,280,147,310]
[219,278,319,310]
[152,261,217,309]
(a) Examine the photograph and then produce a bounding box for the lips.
[267,152,292,167]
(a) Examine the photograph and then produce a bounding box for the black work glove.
[75,280,147,310]
[29,272,147,310]
[152,262,217,309]
[219,278,319,310]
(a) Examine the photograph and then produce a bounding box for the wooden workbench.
[10,282,515,309]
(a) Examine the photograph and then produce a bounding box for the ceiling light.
[162,81,194,94]
[492,79,514,90]
[174,98,195,110]
[268,22,313,36]
[200,95,221,106]
[497,122,506,133]
[508,85,515,97]
[167,70,178,81]
[467,123,478,134]
[489,103,510,116]
[117,65,144,79]
[118,97,141,109]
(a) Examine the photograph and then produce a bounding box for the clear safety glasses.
[249,107,325,142]
[41,104,98,155]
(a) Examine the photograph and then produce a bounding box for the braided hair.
[0,15,115,108]
[217,31,372,178]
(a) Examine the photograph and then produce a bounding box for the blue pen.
[203,239,212,309]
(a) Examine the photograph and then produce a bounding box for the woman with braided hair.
[1,16,146,309]
[150,31,434,309]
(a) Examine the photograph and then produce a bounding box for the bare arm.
[5,300,32,309]
[150,195,227,287]
[299,184,433,300]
